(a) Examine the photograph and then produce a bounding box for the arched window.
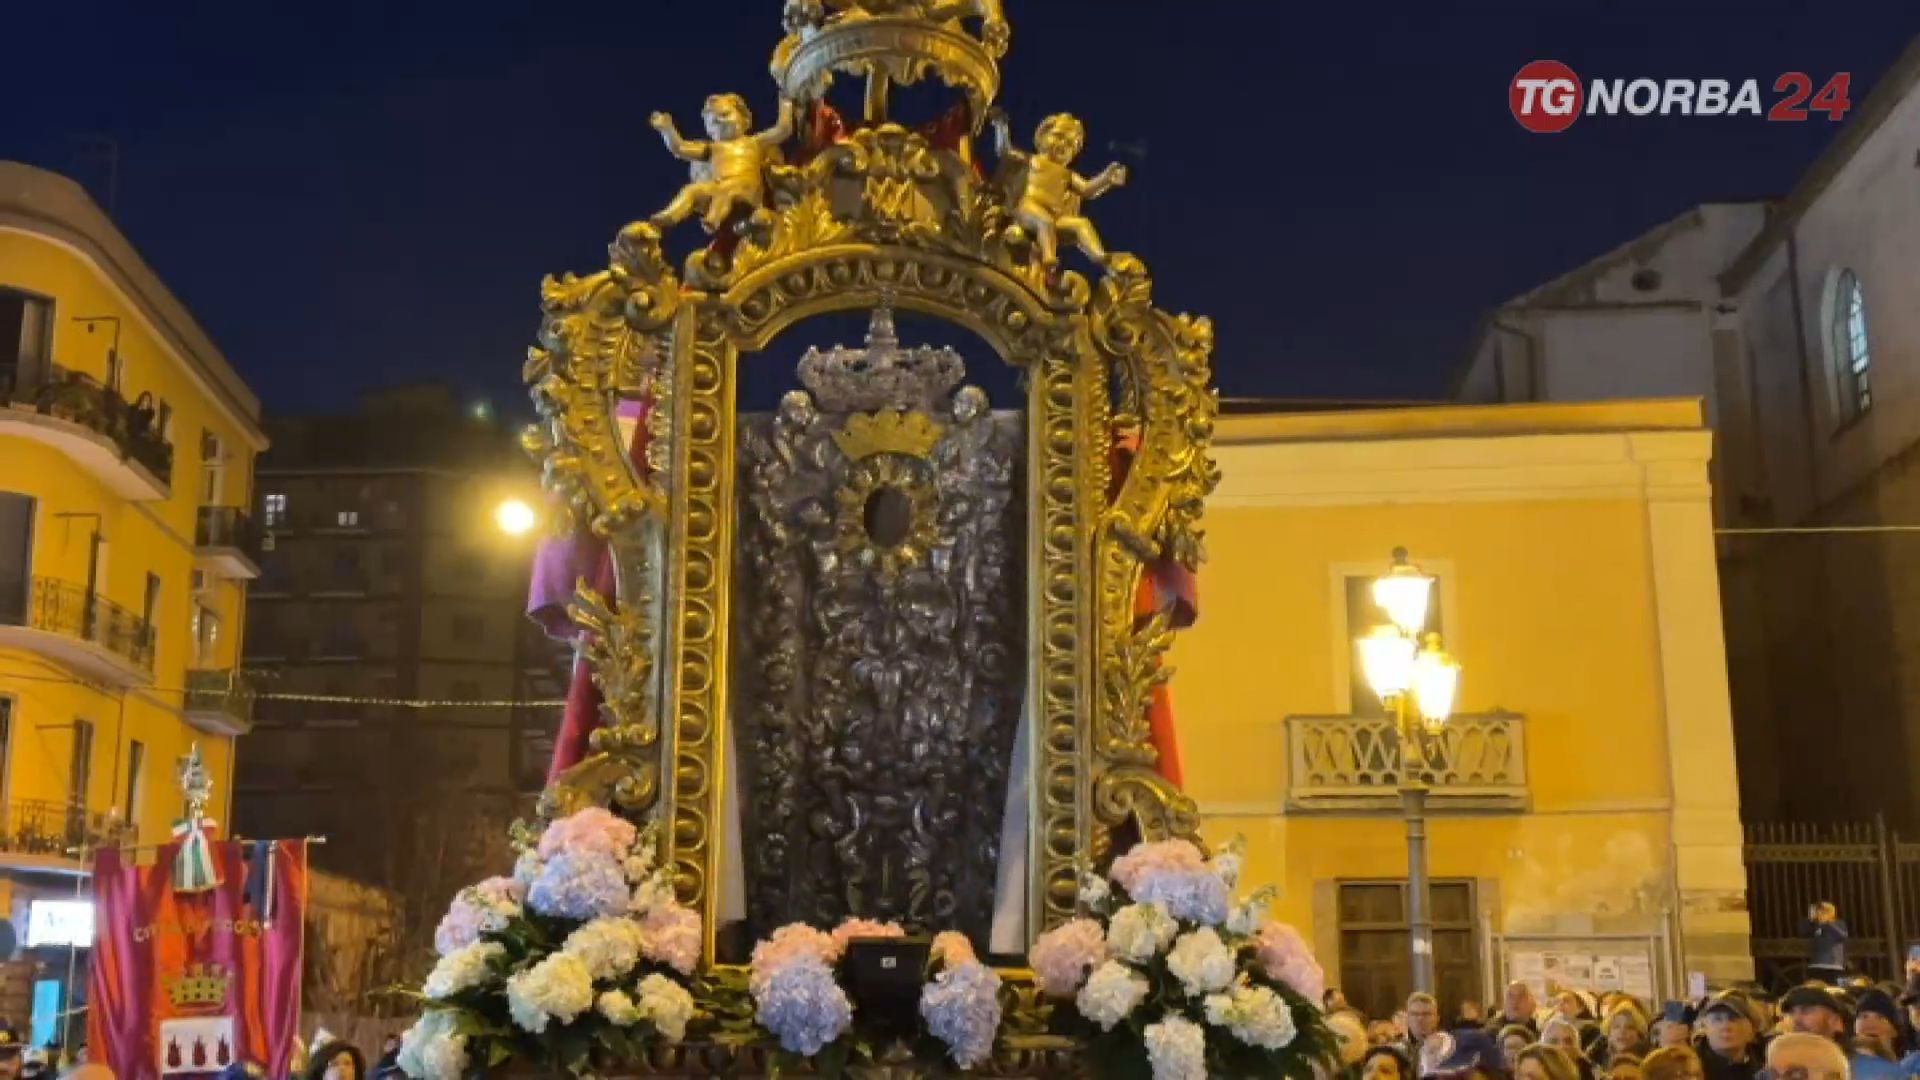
[1833,270,1872,421]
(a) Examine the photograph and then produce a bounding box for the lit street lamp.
[495,498,538,537]
[1356,547,1459,994]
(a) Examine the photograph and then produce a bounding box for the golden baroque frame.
[521,10,1217,969]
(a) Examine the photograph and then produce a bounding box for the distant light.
[495,498,537,537]
[471,401,494,421]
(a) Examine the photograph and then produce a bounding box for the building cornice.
[0,162,266,449]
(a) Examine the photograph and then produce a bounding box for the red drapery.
[546,400,654,782]
[89,840,308,1080]
[1112,433,1196,787]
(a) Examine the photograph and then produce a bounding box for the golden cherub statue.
[649,94,797,234]
[990,109,1128,272]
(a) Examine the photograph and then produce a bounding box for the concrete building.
[1179,400,1750,1015]
[1451,41,1920,834]
[232,385,566,959]
[0,161,267,1043]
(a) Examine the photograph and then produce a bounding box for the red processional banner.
[88,839,308,1080]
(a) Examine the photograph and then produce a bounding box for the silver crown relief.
[798,301,967,414]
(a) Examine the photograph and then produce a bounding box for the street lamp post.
[1356,547,1460,996]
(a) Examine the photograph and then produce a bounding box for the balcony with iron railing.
[1284,712,1529,812]
[195,506,263,579]
[0,575,155,687]
[184,667,256,736]
[0,361,173,499]
[0,798,138,871]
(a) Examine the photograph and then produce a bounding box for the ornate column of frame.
[1087,258,1218,858]
[519,2,1220,967]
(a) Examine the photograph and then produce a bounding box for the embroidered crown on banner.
[164,963,231,1012]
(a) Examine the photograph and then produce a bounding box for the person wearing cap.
[1783,982,1903,1080]
[1695,991,1763,1080]
[1853,988,1906,1066]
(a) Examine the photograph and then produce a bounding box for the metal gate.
[1744,816,1920,990]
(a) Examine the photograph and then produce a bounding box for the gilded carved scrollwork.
[521,4,1218,963]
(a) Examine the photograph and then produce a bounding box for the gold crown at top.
[165,962,231,1011]
[772,0,1008,122]
[832,409,946,460]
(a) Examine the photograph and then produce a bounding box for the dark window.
[0,493,33,624]
[68,719,95,808]
[1345,575,1442,715]
[0,290,53,393]
[451,680,481,701]
[0,697,12,804]
[1337,880,1478,1020]
[125,740,145,826]
[452,614,485,644]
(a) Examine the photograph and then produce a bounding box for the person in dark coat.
[1694,991,1764,1080]
[1487,981,1543,1040]
[1806,902,1849,985]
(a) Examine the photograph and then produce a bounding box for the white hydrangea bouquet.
[395,808,704,1079]
[1027,838,1335,1080]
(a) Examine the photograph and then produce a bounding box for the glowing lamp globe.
[1372,548,1434,636]
[1411,643,1460,728]
[495,498,537,537]
[1357,624,1416,702]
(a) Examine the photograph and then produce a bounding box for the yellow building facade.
[1177,399,1750,1015]
[0,162,265,1012]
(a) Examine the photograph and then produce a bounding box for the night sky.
[4,2,1915,419]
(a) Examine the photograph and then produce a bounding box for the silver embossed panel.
[731,309,1024,945]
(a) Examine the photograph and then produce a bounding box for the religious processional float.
[398,3,1334,1076]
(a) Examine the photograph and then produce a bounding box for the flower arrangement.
[397,819,1330,1080]
[1029,838,1336,1080]
[397,808,702,1079]
[736,917,1005,1073]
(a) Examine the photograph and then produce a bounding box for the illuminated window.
[336,510,360,528]
[263,492,287,528]
[1833,270,1872,422]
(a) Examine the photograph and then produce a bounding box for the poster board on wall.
[1498,934,1666,1003]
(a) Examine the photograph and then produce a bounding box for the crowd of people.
[1318,974,1920,1080]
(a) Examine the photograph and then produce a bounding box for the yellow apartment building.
[0,162,265,1031]
[1177,399,1750,1016]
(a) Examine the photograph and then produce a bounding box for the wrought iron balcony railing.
[0,798,136,859]
[185,667,256,732]
[0,362,174,488]
[1285,712,1528,811]
[195,506,262,560]
[0,576,155,673]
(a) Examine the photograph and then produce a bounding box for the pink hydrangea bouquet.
[1029,837,1336,1080]
[740,918,1004,1073]
[397,808,702,1079]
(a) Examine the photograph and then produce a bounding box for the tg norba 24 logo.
[1510,59,1852,133]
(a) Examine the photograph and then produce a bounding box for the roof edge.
[1719,37,1920,296]
[0,161,265,446]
